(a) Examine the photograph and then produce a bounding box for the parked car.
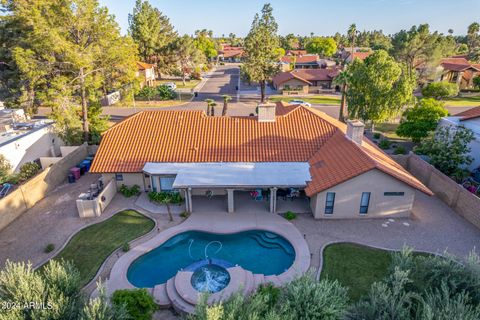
[288,99,311,107]
[163,82,177,91]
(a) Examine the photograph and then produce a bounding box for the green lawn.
[52,210,155,287]
[443,96,480,107]
[321,243,393,301]
[374,122,406,140]
[155,79,201,89]
[269,95,341,106]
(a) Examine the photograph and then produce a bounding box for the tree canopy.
[243,3,281,103]
[396,98,449,142]
[421,82,459,100]
[346,50,416,126]
[305,37,337,57]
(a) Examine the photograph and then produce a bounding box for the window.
[325,192,335,214]
[359,192,371,214]
[384,192,405,196]
[160,176,176,191]
[151,176,157,192]
[115,174,123,181]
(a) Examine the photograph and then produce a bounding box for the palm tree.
[205,98,216,116]
[161,194,173,222]
[221,95,232,116]
[348,23,357,59]
[333,70,350,123]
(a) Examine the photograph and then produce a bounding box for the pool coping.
[104,212,311,297]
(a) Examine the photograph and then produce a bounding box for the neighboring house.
[280,55,336,71]
[344,51,373,63]
[439,106,480,170]
[433,57,480,90]
[339,47,372,60]
[218,45,245,62]
[136,61,156,88]
[0,109,63,172]
[272,68,341,94]
[90,102,431,219]
[286,50,307,56]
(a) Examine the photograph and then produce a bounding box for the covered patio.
[143,162,312,214]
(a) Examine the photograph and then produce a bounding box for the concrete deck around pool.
[104,209,311,298]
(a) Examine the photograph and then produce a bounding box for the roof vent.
[257,103,276,122]
[346,120,365,145]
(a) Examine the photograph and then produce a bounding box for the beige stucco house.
[136,61,156,88]
[90,102,432,219]
[272,69,341,94]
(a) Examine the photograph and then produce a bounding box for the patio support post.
[227,189,235,213]
[270,187,277,213]
[186,187,193,213]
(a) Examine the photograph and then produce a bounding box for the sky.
[99,0,480,37]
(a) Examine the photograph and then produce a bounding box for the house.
[218,45,245,62]
[433,57,480,90]
[286,50,307,56]
[90,102,432,219]
[280,55,336,71]
[0,109,63,171]
[344,51,373,63]
[272,68,341,94]
[136,61,156,88]
[439,106,480,170]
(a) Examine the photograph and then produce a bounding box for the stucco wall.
[0,144,89,231]
[0,125,63,172]
[277,79,309,94]
[311,169,416,219]
[76,179,117,218]
[103,173,145,191]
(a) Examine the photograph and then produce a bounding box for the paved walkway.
[292,191,480,271]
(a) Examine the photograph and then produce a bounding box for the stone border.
[315,241,449,280]
[104,214,310,296]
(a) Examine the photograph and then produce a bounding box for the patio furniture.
[0,183,12,198]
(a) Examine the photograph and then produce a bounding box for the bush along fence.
[392,152,480,229]
[0,144,93,231]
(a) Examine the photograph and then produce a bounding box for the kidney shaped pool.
[127,230,295,288]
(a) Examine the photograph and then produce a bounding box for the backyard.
[50,210,154,287]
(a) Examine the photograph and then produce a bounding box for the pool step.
[166,278,196,315]
[153,283,171,308]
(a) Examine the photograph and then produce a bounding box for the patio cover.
[142,162,311,188]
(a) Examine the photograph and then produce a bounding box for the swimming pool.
[127,230,295,288]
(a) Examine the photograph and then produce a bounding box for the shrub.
[378,139,391,149]
[422,82,459,100]
[119,184,140,198]
[112,289,156,320]
[373,132,381,139]
[473,76,480,89]
[18,162,41,182]
[0,154,12,184]
[122,242,130,252]
[155,85,176,100]
[148,191,183,204]
[284,211,297,220]
[394,145,407,155]
[180,211,190,219]
[135,86,156,100]
[44,243,55,253]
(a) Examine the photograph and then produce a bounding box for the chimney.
[257,103,276,122]
[346,120,365,145]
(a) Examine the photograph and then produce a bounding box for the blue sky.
[99,0,480,37]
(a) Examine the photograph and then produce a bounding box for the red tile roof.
[456,106,480,121]
[281,55,320,64]
[286,50,307,56]
[91,103,431,196]
[348,51,372,61]
[272,68,340,87]
[440,58,480,72]
[221,49,244,58]
[136,61,155,70]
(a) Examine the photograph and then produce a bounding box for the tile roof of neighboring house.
[221,49,244,58]
[90,103,432,196]
[348,51,373,61]
[280,55,319,64]
[440,58,480,72]
[136,61,155,70]
[286,50,307,56]
[272,68,340,87]
[455,106,480,121]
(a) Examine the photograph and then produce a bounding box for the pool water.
[191,264,230,293]
[127,230,295,288]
